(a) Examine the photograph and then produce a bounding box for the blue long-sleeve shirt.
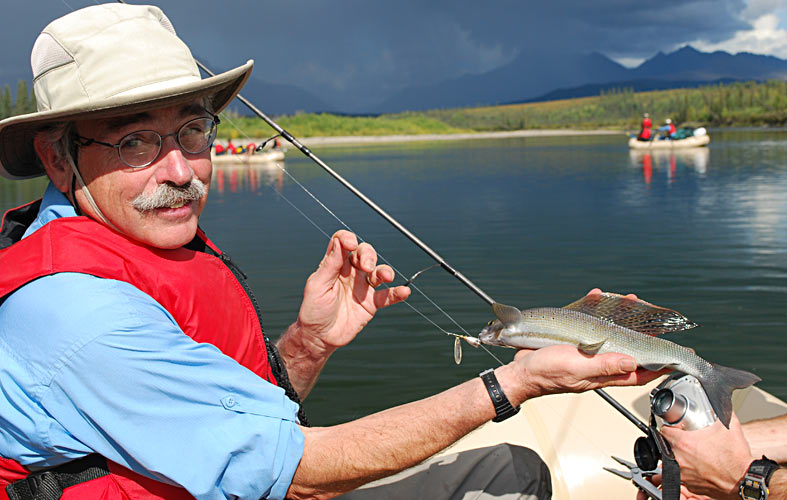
[0,184,304,500]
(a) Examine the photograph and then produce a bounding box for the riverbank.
[292,129,622,148]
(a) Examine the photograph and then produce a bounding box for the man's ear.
[33,133,71,193]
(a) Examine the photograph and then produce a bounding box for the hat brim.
[0,60,253,180]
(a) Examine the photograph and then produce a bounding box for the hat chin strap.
[66,154,121,233]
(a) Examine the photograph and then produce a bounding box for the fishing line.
[217,112,506,365]
[58,0,77,11]
[101,0,644,429]
[202,53,647,430]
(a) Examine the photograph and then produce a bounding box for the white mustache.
[131,179,207,212]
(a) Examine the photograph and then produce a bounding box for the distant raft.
[629,127,710,150]
[211,149,285,164]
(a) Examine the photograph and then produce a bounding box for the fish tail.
[697,363,761,428]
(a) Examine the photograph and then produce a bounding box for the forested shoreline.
[0,81,36,119]
[2,79,785,138]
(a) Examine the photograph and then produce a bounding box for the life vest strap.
[6,454,109,500]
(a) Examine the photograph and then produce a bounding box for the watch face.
[741,483,764,500]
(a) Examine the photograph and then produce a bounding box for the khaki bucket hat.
[0,3,253,179]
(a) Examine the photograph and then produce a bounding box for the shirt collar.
[22,183,78,239]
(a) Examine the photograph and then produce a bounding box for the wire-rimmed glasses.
[74,114,220,169]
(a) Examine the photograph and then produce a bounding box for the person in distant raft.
[0,4,667,500]
[659,117,677,139]
[637,112,652,141]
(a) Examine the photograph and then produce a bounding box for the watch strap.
[479,368,520,422]
[751,457,780,485]
[740,456,780,500]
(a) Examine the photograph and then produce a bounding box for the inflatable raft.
[211,149,285,164]
[629,128,710,150]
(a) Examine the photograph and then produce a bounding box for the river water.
[2,129,786,425]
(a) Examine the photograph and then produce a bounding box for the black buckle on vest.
[7,471,61,500]
[6,454,110,500]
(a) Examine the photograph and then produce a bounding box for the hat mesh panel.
[157,14,176,35]
[31,33,74,80]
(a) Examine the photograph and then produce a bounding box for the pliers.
[604,456,663,500]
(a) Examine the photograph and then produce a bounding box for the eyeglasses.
[74,114,220,169]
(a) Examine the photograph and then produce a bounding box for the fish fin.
[562,292,698,336]
[492,302,525,327]
[697,363,761,428]
[454,336,462,365]
[578,339,606,354]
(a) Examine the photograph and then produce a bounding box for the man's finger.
[372,285,411,309]
[312,237,349,288]
[352,242,377,272]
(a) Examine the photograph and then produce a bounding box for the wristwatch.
[479,368,520,422]
[739,456,780,500]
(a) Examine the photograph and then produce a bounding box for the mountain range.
[3,46,786,116]
[236,45,787,115]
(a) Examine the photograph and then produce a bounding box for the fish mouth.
[478,327,504,346]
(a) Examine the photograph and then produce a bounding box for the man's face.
[73,102,213,249]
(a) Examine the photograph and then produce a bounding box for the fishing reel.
[607,374,718,499]
[634,373,717,471]
[651,373,717,431]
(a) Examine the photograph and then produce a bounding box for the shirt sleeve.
[0,272,304,500]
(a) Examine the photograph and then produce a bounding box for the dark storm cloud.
[433,0,750,61]
[0,0,753,106]
[167,0,751,105]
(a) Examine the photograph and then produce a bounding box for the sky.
[1,0,786,109]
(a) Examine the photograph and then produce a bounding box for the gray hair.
[35,121,76,172]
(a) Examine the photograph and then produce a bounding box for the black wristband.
[739,456,780,500]
[479,368,520,422]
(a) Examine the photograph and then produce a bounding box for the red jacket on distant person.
[637,115,652,141]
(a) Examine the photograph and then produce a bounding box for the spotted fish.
[474,292,760,428]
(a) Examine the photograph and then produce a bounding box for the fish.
[474,292,761,428]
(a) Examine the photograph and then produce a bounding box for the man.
[0,4,664,499]
[637,414,787,500]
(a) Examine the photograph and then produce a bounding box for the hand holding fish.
[500,344,668,403]
[277,231,410,396]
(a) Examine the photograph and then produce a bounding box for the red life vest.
[0,201,303,499]
[638,117,652,140]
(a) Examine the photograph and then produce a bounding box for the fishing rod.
[196,66,496,306]
[115,0,651,433]
[193,57,651,432]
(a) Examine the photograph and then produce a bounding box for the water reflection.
[629,148,710,183]
[211,161,285,194]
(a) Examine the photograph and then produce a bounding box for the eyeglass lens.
[118,117,217,167]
